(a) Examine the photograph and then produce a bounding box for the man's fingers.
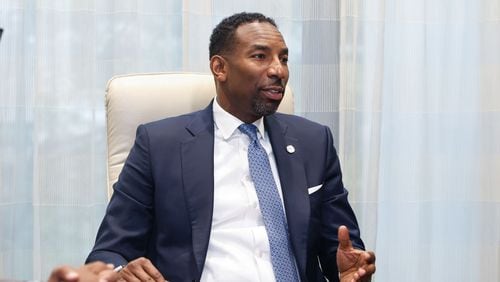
[358,264,377,277]
[98,269,120,282]
[363,263,376,275]
[356,261,376,281]
[85,261,113,274]
[142,260,166,282]
[48,265,79,282]
[120,270,142,282]
[121,257,165,282]
[121,264,148,282]
[365,251,376,264]
[338,225,353,250]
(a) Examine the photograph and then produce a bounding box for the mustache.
[263,79,286,89]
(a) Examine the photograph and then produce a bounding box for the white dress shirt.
[200,100,286,282]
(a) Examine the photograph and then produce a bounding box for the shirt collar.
[213,98,266,141]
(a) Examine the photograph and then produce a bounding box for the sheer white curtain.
[338,0,500,281]
[0,1,188,279]
[0,0,312,280]
[1,0,499,281]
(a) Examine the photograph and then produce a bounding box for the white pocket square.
[307,184,323,195]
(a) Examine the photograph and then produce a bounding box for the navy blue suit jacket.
[87,102,364,281]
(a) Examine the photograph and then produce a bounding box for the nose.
[267,57,287,80]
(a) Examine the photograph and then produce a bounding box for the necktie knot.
[238,123,258,142]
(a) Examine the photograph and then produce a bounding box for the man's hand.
[337,225,376,282]
[48,261,118,282]
[118,257,166,282]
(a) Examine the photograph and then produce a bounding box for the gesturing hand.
[337,225,376,282]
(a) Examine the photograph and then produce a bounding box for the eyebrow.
[250,44,288,55]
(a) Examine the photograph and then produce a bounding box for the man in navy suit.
[87,12,376,282]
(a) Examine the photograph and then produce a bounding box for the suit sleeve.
[319,125,365,281]
[86,124,155,266]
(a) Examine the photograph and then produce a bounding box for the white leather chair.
[105,72,294,198]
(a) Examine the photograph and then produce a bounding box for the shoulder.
[273,112,322,125]
[271,113,332,136]
[137,107,213,143]
[144,104,212,131]
[142,111,200,130]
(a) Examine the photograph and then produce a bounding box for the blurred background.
[0,0,499,281]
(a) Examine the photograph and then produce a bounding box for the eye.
[252,53,266,60]
[281,56,289,64]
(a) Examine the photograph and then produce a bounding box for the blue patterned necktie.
[238,123,299,282]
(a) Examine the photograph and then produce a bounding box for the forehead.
[233,22,287,50]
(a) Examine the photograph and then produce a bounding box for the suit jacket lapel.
[265,114,310,279]
[181,102,215,278]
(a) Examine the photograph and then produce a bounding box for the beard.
[252,96,281,117]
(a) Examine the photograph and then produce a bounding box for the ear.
[210,55,227,82]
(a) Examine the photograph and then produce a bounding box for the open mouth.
[261,86,284,101]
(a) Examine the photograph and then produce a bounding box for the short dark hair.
[209,12,277,59]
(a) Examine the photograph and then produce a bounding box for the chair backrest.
[105,72,294,198]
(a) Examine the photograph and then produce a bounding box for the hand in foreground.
[337,225,376,282]
[118,257,166,282]
[48,261,118,282]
